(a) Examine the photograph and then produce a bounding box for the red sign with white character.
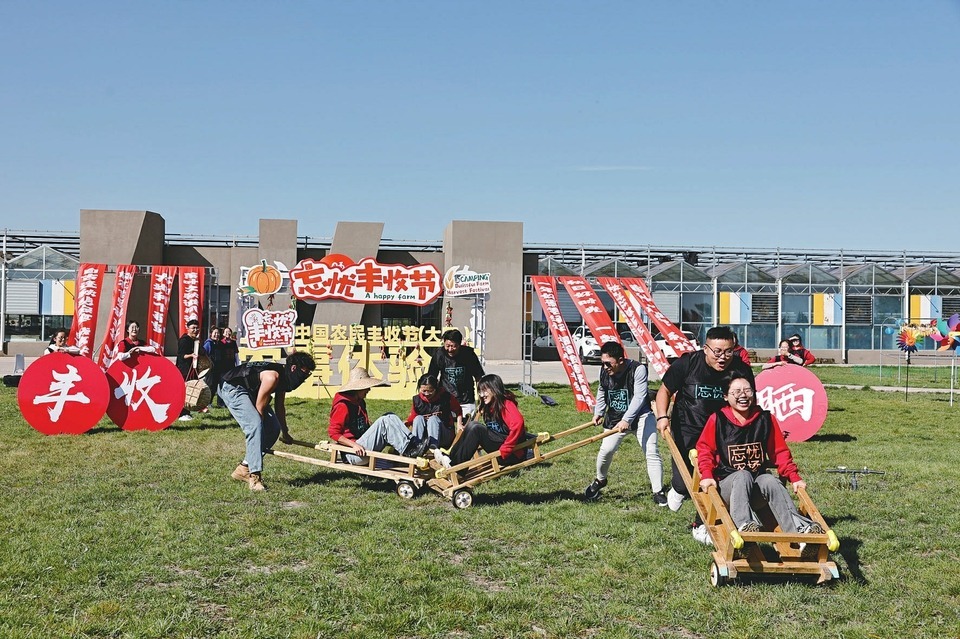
[620,277,697,358]
[242,308,297,350]
[18,353,110,435]
[289,254,442,306]
[106,354,186,431]
[559,276,622,348]
[756,366,828,442]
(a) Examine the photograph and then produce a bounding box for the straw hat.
[338,366,390,392]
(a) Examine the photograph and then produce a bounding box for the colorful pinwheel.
[897,328,919,353]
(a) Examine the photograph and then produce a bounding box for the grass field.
[3,382,960,639]
[808,364,959,391]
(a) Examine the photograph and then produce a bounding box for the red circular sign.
[756,365,829,442]
[17,353,110,435]
[106,354,186,431]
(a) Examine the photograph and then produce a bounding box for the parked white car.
[653,330,700,361]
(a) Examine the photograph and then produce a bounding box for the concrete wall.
[311,222,384,328]
[443,220,524,360]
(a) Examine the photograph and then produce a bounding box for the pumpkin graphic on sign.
[244,260,283,295]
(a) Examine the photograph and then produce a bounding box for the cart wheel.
[452,489,474,509]
[710,562,728,587]
[396,481,416,500]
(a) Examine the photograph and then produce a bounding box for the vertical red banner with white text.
[597,277,672,378]
[178,267,205,336]
[531,276,594,412]
[558,277,622,348]
[96,264,138,370]
[146,266,177,354]
[620,277,697,357]
[68,263,107,358]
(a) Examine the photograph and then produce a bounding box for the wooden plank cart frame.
[663,429,841,586]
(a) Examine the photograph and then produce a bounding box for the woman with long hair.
[436,374,527,467]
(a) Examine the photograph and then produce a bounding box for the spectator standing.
[427,329,485,417]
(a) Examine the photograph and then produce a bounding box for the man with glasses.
[786,333,816,367]
[583,341,666,506]
[654,326,754,545]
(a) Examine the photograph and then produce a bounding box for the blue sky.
[2,2,958,252]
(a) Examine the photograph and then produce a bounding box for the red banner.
[146,266,177,353]
[558,276,622,348]
[106,354,186,431]
[756,366,829,442]
[96,264,138,370]
[18,353,110,435]
[532,276,594,412]
[68,263,106,358]
[178,267,205,336]
[620,277,697,358]
[597,277,671,378]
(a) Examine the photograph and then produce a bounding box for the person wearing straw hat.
[221,351,317,491]
[329,366,430,464]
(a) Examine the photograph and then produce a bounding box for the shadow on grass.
[808,433,857,442]
[473,488,583,507]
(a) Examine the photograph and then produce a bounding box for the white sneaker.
[666,488,685,512]
[692,524,714,546]
[178,414,193,422]
[433,449,452,469]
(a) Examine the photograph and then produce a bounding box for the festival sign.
[289,254,442,305]
[68,263,107,358]
[559,276,622,348]
[96,264,138,370]
[444,265,492,297]
[106,354,185,431]
[531,276,594,411]
[620,277,697,357]
[597,277,671,378]
[242,308,297,350]
[178,266,205,336]
[756,365,829,442]
[146,265,177,353]
[18,353,110,435]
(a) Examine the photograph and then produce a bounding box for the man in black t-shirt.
[427,328,485,417]
[654,326,754,544]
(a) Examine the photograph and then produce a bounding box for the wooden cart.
[663,429,841,586]
[269,440,433,499]
[270,421,618,507]
[427,421,618,508]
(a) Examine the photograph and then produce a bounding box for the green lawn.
[3,383,959,638]
[805,364,959,391]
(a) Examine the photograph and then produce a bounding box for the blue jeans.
[343,413,415,465]
[411,414,453,449]
[219,382,281,475]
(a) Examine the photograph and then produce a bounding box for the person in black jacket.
[427,329,485,417]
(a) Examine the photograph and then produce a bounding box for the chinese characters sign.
[96,264,137,370]
[106,354,185,431]
[531,276,594,411]
[242,309,297,350]
[289,255,442,306]
[620,277,698,357]
[18,353,110,435]
[146,266,177,353]
[756,366,828,442]
[178,266,205,336]
[444,265,492,297]
[597,277,671,378]
[559,276,622,348]
[68,263,106,358]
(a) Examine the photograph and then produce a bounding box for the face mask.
[285,366,310,391]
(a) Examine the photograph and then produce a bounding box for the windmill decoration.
[897,324,923,400]
[928,313,960,351]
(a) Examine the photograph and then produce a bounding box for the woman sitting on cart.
[329,367,430,464]
[404,374,461,450]
[696,370,823,535]
[435,374,526,468]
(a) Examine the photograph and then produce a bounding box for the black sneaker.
[584,477,607,501]
[403,437,430,459]
[652,489,668,507]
